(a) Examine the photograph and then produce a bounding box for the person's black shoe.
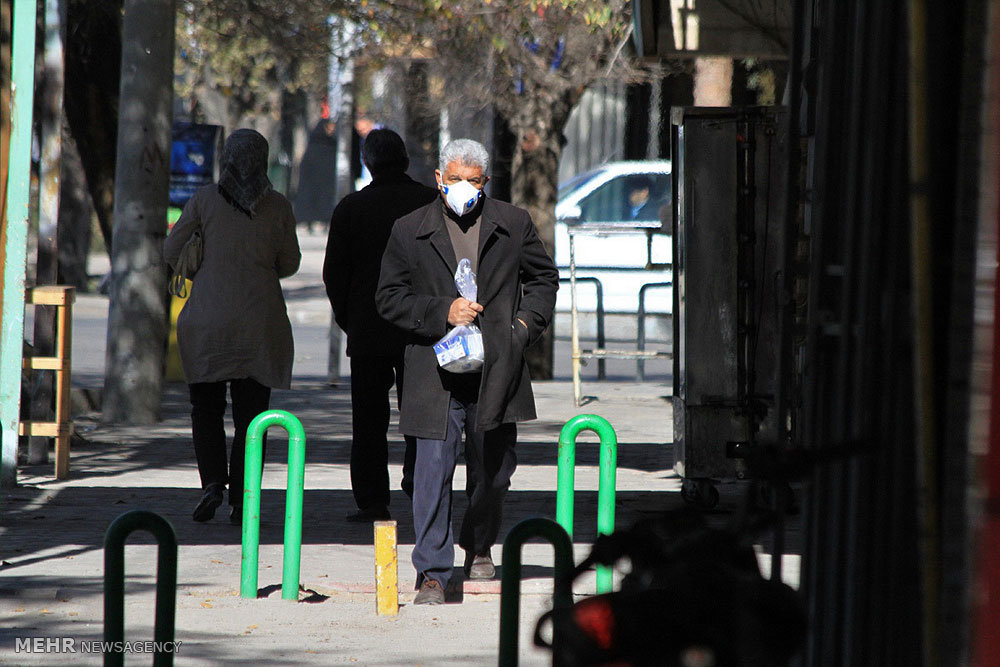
[413,579,445,605]
[464,552,496,579]
[345,505,391,523]
[192,483,225,522]
[229,505,242,526]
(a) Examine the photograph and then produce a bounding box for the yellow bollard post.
[374,520,398,616]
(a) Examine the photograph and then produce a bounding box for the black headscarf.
[218,129,272,217]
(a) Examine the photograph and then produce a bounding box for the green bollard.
[104,510,178,667]
[498,518,574,667]
[555,414,618,593]
[240,410,306,600]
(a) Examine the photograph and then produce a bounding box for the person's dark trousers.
[189,378,271,508]
[349,354,415,510]
[411,397,517,589]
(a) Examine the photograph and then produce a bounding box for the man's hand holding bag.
[434,258,485,373]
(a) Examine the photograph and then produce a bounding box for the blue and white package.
[434,259,485,373]
[433,325,485,373]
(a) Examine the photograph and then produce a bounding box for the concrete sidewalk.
[0,228,796,665]
[1,379,686,665]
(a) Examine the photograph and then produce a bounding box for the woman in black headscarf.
[165,129,301,525]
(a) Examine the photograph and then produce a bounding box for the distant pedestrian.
[164,128,301,525]
[293,118,339,234]
[323,128,438,522]
[376,138,559,604]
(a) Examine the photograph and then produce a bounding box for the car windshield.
[558,169,602,200]
[573,171,672,224]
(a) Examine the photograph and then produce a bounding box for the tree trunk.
[327,56,354,384]
[510,123,564,380]
[694,56,733,106]
[404,60,438,188]
[57,117,93,289]
[64,0,122,253]
[29,0,65,464]
[101,0,174,424]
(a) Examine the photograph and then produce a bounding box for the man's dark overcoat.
[376,198,559,439]
[323,172,438,355]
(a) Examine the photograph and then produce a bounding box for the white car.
[555,160,672,314]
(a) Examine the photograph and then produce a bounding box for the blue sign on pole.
[169,123,224,208]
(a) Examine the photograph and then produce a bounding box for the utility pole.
[102,0,175,424]
[1,0,39,488]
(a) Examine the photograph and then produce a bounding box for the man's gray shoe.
[465,553,496,580]
[413,579,445,605]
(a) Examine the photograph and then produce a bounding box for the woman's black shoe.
[192,483,225,522]
[229,505,242,526]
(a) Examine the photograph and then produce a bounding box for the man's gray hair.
[439,138,490,174]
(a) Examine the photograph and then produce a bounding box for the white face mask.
[440,179,483,217]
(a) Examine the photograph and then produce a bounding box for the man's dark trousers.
[349,354,416,511]
[411,396,517,589]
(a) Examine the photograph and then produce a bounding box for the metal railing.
[566,227,674,404]
[558,276,606,379]
[636,281,672,380]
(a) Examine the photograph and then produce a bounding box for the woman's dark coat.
[376,197,559,439]
[164,185,301,388]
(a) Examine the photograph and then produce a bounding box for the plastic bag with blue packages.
[433,258,485,373]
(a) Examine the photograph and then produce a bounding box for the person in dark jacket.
[293,118,339,233]
[323,129,438,522]
[376,138,559,604]
[164,128,301,526]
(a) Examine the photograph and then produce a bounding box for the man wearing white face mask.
[376,138,559,605]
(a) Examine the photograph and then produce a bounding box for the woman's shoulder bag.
[168,226,203,298]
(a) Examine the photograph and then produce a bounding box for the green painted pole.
[104,510,178,667]
[498,518,574,667]
[555,414,618,593]
[240,410,306,600]
[1,0,39,489]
